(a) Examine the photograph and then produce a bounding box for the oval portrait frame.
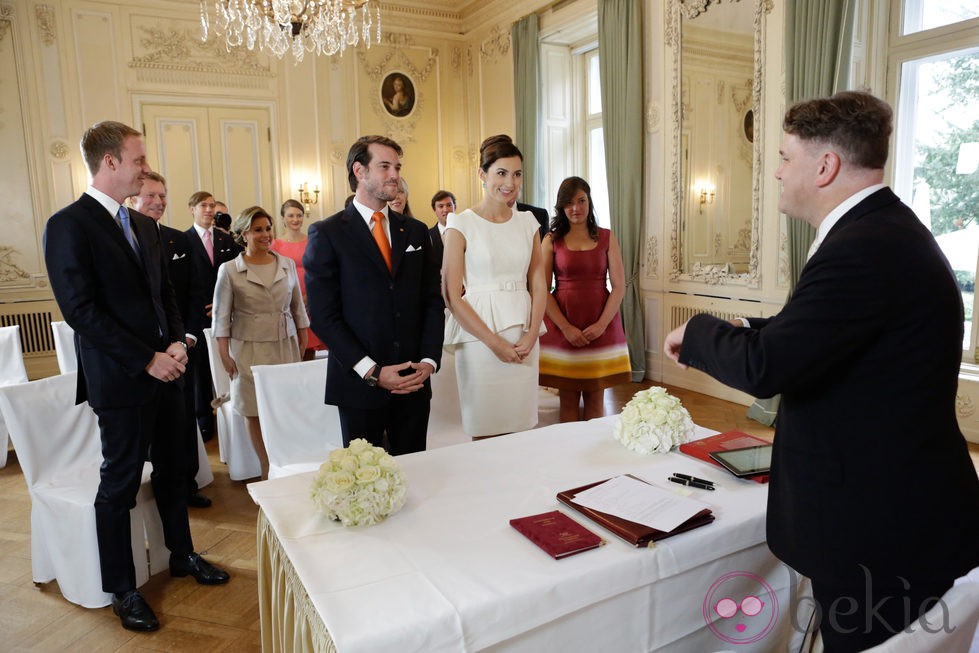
[381,71,416,119]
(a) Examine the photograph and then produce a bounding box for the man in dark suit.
[516,201,550,239]
[304,135,444,455]
[665,92,979,651]
[184,191,241,441]
[131,172,211,509]
[428,189,456,267]
[43,121,229,633]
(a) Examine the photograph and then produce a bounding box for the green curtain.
[748,0,854,426]
[511,15,543,207]
[599,0,646,382]
[783,0,853,292]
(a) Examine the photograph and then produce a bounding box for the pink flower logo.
[703,571,779,644]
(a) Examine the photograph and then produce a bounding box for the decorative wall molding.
[450,46,462,75]
[0,245,30,284]
[129,24,272,88]
[777,225,789,287]
[0,4,13,45]
[957,393,975,418]
[646,101,661,133]
[35,4,55,46]
[479,25,510,63]
[645,235,659,279]
[50,141,69,160]
[356,35,438,83]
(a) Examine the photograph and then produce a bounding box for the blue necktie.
[117,206,140,254]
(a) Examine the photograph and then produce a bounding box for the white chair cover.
[0,325,29,469]
[51,320,77,373]
[202,328,261,480]
[0,373,167,608]
[865,567,979,652]
[428,349,465,449]
[50,321,213,487]
[252,358,343,479]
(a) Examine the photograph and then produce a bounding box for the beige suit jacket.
[212,252,309,342]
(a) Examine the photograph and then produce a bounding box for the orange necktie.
[371,211,393,273]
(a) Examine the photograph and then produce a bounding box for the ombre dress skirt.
[539,229,631,391]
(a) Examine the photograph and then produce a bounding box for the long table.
[249,417,808,652]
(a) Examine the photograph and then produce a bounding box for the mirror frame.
[667,0,773,287]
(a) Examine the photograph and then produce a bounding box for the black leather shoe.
[187,492,212,508]
[112,590,159,632]
[169,553,230,585]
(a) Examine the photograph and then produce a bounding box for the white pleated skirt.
[454,325,539,437]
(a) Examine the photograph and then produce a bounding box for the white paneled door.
[141,104,273,230]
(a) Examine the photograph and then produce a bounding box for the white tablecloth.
[250,417,807,652]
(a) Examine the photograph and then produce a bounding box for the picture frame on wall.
[381,72,416,118]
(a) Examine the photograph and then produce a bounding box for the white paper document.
[572,475,709,533]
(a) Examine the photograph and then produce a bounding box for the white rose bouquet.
[310,439,407,527]
[613,387,695,454]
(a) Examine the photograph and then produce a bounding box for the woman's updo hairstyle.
[231,206,273,248]
[479,134,523,172]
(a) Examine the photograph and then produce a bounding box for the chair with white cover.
[202,328,261,480]
[252,357,343,479]
[51,320,77,373]
[0,325,29,469]
[50,321,213,488]
[864,567,979,652]
[0,372,169,608]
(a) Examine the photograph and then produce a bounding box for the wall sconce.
[695,181,716,214]
[298,181,320,212]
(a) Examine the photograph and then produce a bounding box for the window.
[579,48,611,229]
[538,3,608,229]
[888,2,979,356]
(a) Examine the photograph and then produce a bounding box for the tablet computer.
[708,444,773,478]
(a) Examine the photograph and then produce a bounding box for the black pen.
[668,476,715,491]
[672,473,715,486]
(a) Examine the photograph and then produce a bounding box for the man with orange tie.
[304,135,444,454]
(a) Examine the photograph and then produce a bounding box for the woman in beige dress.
[213,206,308,479]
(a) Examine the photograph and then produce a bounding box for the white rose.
[355,465,382,484]
[324,470,355,494]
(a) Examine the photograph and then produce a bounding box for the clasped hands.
[489,333,536,364]
[378,362,435,394]
[145,342,189,382]
[561,322,606,348]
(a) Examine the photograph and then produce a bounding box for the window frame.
[885,1,979,364]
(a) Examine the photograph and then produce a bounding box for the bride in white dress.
[441,135,547,438]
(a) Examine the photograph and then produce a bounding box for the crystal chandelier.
[199,0,381,64]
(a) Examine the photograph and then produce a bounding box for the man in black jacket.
[665,92,979,652]
[131,172,212,508]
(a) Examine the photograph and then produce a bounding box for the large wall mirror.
[667,0,772,286]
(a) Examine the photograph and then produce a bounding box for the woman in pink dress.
[538,177,631,422]
[270,199,326,360]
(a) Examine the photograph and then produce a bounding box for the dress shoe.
[187,492,212,508]
[169,552,230,585]
[112,589,159,632]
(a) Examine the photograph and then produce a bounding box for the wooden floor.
[0,382,975,651]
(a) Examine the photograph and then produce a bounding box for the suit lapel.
[389,211,408,276]
[81,195,146,273]
[342,205,392,276]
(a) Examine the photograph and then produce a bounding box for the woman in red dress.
[538,177,631,422]
[270,199,326,360]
